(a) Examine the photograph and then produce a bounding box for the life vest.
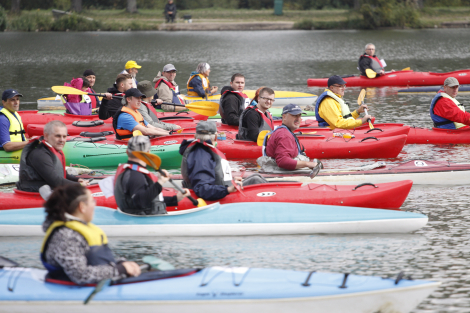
[219,89,250,125]
[141,101,162,122]
[359,54,384,75]
[187,74,210,97]
[40,220,116,282]
[114,163,166,215]
[112,106,146,140]
[0,107,26,143]
[181,140,232,189]
[315,89,354,127]
[262,125,305,157]
[16,139,67,192]
[87,88,99,109]
[154,78,185,106]
[237,106,274,141]
[430,92,466,129]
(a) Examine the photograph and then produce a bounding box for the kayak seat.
[72,120,105,127]
[67,137,106,143]
[80,131,114,138]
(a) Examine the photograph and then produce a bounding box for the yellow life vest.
[325,89,354,119]
[441,93,466,129]
[187,74,210,97]
[0,108,26,143]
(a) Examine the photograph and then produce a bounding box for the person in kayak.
[187,62,218,98]
[99,73,133,120]
[119,60,141,88]
[248,86,266,107]
[114,136,190,215]
[152,63,186,112]
[179,121,267,201]
[430,77,470,129]
[113,88,169,140]
[237,87,275,142]
[219,73,250,126]
[358,43,385,78]
[16,120,89,192]
[315,75,372,129]
[60,77,93,115]
[0,89,28,152]
[137,80,181,131]
[83,69,112,109]
[257,104,319,172]
[41,184,141,285]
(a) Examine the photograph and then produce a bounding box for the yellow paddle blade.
[257,130,270,146]
[51,85,88,95]
[197,198,207,207]
[185,101,219,117]
[133,130,143,136]
[401,67,410,71]
[131,151,162,170]
[368,121,374,129]
[365,69,376,79]
[176,128,184,133]
[357,89,366,105]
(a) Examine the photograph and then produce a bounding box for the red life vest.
[114,163,159,183]
[42,140,66,178]
[154,78,185,105]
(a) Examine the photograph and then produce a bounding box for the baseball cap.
[125,60,142,69]
[137,81,157,98]
[163,64,177,72]
[127,135,151,152]
[196,121,217,134]
[282,103,305,115]
[124,88,145,99]
[444,77,459,87]
[2,89,23,101]
[327,75,347,88]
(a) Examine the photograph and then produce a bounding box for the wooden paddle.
[51,86,219,117]
[131,151,206,207]
[357,89,374,129]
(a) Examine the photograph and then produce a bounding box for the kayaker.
[119,60,141,88]
[16,120,89,192]
[114,136,190,215]
[248,86,266,107]
[83,69,113,109]
[237,87,275,142]
[187,62,218,98]
[60,77,93,115]
[257,104,319,172]
[430,77,470,129]
[137,80,181,131]
[358,43,385,78]
[152,64,186,112]
[315,75,372,129]
[41,184,141,285]
[0,89,28,152]
[219,73,250,126]
[113,88,169,140]
[99,73,133,120]
[179,121,267,201]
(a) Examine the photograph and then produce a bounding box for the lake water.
[1,29,470,312]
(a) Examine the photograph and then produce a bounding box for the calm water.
[2,29,470,312]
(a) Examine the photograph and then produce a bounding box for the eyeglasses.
[330,85,346,89]
[259,96,275,103]
[366,48,375,50]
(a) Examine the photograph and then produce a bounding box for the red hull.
[406,126,470,144]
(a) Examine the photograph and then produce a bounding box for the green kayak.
[0,142,182,169]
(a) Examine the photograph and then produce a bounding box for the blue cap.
[282,103,305,115]
[327,75,347,88]
[2,89,23,101]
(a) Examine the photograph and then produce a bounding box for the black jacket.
[98,85,123,120]
[164,3,177,14]
[219,86,245,126]
[358,53,382,77]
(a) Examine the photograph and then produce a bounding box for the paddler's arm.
[434,97,470,126]
[318,97,363,130]
[1,141,28,152]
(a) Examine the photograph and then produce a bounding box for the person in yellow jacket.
[314,76,372,129]
[187,62,218,98]
[0,89,28,152]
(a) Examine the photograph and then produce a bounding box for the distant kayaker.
[315,75,372,129]
[99,73,133,120]
[16,120,89,192]
[112,88,169,140]
[430,77,470,129]
[60,77,93,115]
[41,184,141,285]
[119,60,141,88]
[152,64,186,112]
[237,87,275,142]
[219,73,250,126]
[187,62,218,98]
[257,104,320,172]
[0,89,28,152]
[114,136,190,215]
[137,80,181,131]
[358,43,385,78]
[83,69,113,109]
[179,121,266,201]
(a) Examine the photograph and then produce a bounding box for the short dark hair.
[259,87,274,97]
[231,73,245,82]
[116,73,132,86]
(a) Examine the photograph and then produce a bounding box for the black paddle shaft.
[87,93,184,107]
[158,169,199,206]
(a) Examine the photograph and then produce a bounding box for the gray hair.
[365,43,375,50]
[195,133,216,142]
[196,62,210,74]
[44,120,67,135]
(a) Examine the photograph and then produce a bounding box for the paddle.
[51,86,219,117]
[357,89,374,129]
[131,151,206,207]
[257,130,270,146]
[365,68,377,79]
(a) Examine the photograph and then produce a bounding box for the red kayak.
[295,123,410,140]
[307,69,470,87]
[406,126,470,144]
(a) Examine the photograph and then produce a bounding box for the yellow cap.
[125,60,142,69]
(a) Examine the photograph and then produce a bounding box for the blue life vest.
[430,93,458,129]
[315,91,332,127]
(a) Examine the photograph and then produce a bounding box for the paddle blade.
[84,278,111,304]
[185,101,219,117]
[133,130,143,136]
[401,67,411,71]
[357,89,366,105]
[132,151,162,170]
[52,85,88,95]
[142,256,175,271]
[257,130,270,146]
[232,179,247,197]
[365,69,377,79]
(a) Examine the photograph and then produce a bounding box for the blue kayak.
[0,265,439,313]
[0,202,427,236]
